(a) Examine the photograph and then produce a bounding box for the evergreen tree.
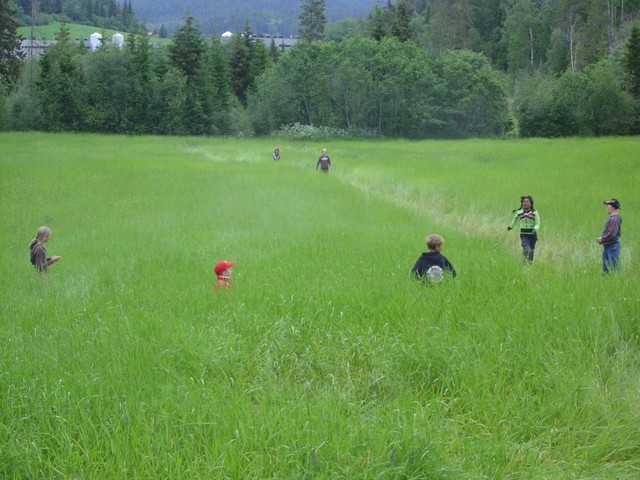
[227,29,251,103]
[269,37,281,62]
[126,26,153,132]
[169,16,206,83]
[108,0,117,18]
[204,36,232,134]
[36,23,85,131]
[368,6,389,41]
[298,0,326,42]
[623,24,640,98]
[232,21,271,105]
[0,0,24,92]
[391,0,413,42]
[180,87,209,134]
[249,36,269,88]
[168,16,211,134]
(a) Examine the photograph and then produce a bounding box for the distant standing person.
[316,148,331,173]
[272,147,281,160]
[596,198,622,273]
[213,260,235,290]
[411,235,456,282]
[508,195,540,262]
[29,226,61,275]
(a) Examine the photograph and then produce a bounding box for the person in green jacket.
[508,195,540,262]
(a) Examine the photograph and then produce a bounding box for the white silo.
[112,33,124,48]
[89,32,102,51]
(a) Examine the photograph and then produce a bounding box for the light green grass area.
[17,22,170,44]
[1,133,639,479]
[19,22,124,41]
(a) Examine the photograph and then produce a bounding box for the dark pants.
[520,234,537,262]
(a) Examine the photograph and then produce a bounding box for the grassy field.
[17,22,170,44]
[19,22,125,40]
[1,132,639,479]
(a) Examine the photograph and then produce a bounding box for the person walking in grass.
[213,260,235,290]
[316,148,331,173]
[596,198,622,273]
[411,235,456,282]
[508,195,540,262]
[29,226,61,275]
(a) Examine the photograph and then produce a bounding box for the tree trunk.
[529,27,534,68]
[569,9,576,71]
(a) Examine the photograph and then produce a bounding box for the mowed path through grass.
[1,133,639,479]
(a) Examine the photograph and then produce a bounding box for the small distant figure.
[272,147,281,161]
[316,148,331,173]
[29,226,61,275]
[508,195,540,262]
[411,235,456,282]
[214,260,235,289]
[596,198,622,273]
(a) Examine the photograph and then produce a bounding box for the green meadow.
[19,22,124,40]
[17,22,170,44]
[1,132,639,479]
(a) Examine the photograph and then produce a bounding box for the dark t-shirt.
[316,155,331,170]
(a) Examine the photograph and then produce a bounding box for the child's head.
[426,235,444,251]
[520,195,534,210]
[214,260,235,278]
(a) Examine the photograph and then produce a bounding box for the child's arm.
[507,211,519,231]
[444,258,456,277]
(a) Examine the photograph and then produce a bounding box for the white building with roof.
[89,32,102,51]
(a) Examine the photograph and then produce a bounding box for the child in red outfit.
[213,260,234,289]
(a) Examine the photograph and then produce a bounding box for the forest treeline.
[12,0,375,37]
[1,0,640,138]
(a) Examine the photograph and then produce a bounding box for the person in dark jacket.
[29,226,61,275]
[411,235,456,282]
[596,198,622,273]
[316,148,331,172]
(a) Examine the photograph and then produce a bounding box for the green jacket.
[508,208,540,235]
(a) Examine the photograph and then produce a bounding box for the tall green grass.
[1,133,639,479]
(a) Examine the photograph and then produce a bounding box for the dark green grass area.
[1,133,639,479]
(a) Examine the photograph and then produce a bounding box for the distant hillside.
[17,22,171,45]
[132,0,381,35]
[19,23,123,41]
